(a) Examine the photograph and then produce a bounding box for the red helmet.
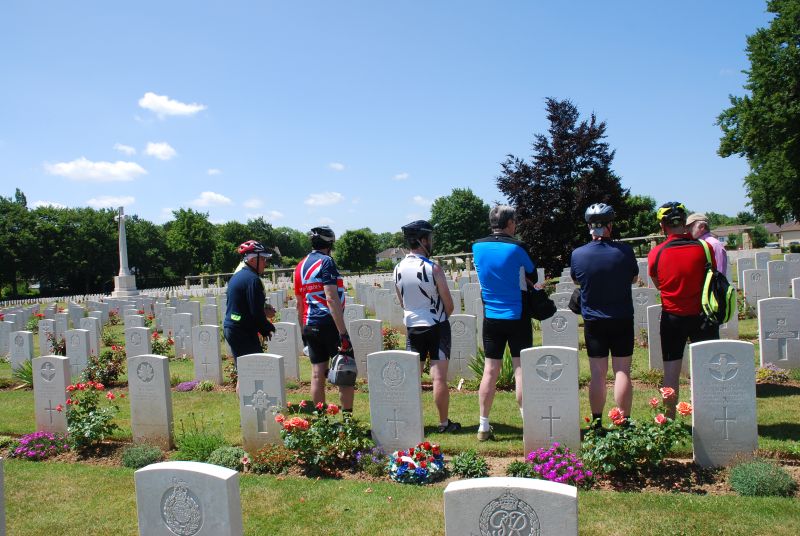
[237,240,271,257]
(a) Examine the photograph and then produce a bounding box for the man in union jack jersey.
[294,226,354,412]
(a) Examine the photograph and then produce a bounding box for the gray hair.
[489,204,516,231]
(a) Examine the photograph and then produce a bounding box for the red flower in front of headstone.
[326,404,339,415]
[608,407,626,425]
[55,404,63,412]
[659,387,676,400]
[654,414,667,425]
[275,414,285,424]
[649,397,659,408]
[316,402,324,411]
[677,402,693,416]
[106,392,116,401]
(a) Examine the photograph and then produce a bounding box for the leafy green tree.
[127,216,171,286]
[615,194,658,239]
[273,227,311,265]
[165,209,216,276]
[752,224,769,248]
[213,221,250,272]
[736,211,758,225]
[705,212,737,228]
[497,98,630,274]
[429,188,490,254]
[717,0,800,222]
[0,189,36,297]
[375,231,405,252]
[334,229,378,274]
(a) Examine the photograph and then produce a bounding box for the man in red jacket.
[648,202,718,416]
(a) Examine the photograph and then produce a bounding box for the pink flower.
[654,414,667,425]
[649,397,659,409]
[608,407,626,426]
[660,387,676,400]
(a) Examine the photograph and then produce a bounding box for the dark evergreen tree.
[497,98,630,275]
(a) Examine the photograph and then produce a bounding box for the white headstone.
[541,311,578,349]
[237,353,286,453]
[632,288,659,344]
[193,325,223,384]
[537,268,545,284]
[550,292,572,312]
[757,297,800,368]
[32,355,70,434]
[767,260,791,297]
[448,314,477,381]
[794,277,800,299]
[9,330,33,371]
[134,461,243,536]
[128,354,174,449]
[737,257,755,289]
[719,296,739,340]
[350,319,382,377]
[201,304,219,326]
[126,327,152,359]
[690,340,758,468]
[66,329,90,378]
[374,289,393,323]
[79,316,101,358]
[267,322,300,381]
[755,251,771,270]
[367,350,424,452]
[55,312,69,340]
[444,477,577,536]
[173,313,193,358]
[461,283,481,316]
[343,304,366,327]
[554,282,576,293]
[0,321,12,357]
[784,253,800,282]
[743,269,768,309]
[38,319,56,355]
[647,305,664,370]
[520,346,580,453]
[449,289,462,314]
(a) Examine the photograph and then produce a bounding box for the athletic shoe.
[437,419,462,434]
[476,426,494,442]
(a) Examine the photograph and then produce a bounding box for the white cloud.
[319,217,335,225]
[207,168,222,175]
[246,210,284,222]
[191,191,233,207]
[44,157,147,182]
[393,172,409,181]
[243,198,263,209]
[86,195,136,209]
[145,141,177,161]
[412,195,432,207]
[328,162,345,172]
[113,143,136,156]
[304,191,344,206]
[31,200,66,209]
[138,92,207,118]
[156,207,175,223]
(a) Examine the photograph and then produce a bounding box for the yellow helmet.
[656,202,687,225]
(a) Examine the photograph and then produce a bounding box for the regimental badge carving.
[70,334,80,347]
[478,490,540,536]
[198,330,210,345]
[382,360,405,388]
[131,332,142,346]
[40,361,56,381]
[452,320,467,337]
[535,354,563,382]
[14,334,23,347]
[635,293,649,306]
[708,353,739,382]
[137,362,155,383]
[551,315,567,333]
[161,478,202,535]
[752,273,762,282]
[358,324,373,340]
[273,327,288,343]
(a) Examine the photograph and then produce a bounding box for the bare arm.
[324,284,348,335]
[433,264,454,316]
[295,293,304,327]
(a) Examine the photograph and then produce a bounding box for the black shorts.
[660,311,720,362]
[302,322,340,365]
[406,322,451,361]
[583,318,634,358]
[483,317,532,359]
[223,326,263,365]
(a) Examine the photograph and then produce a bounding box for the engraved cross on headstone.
[714,400,736,441]
[541,405,561,438]
[242,380,279,433]
[44,399,58,424]
[387,408,406,440]
[176,325,189,352]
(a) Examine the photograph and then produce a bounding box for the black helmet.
[657,201,688,226]
[309,226,336,249]
[584,203,615,227]
[401,220,434,242]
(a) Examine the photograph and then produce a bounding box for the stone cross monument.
[112,206,139,297]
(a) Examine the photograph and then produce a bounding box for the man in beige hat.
[687,213,727,275]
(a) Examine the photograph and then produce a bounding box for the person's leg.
[512,356,523,408]
[479,357,502,423]
[430,359,449,423]
[509,317,533,410]
[338,384,354,411]
[478,318,507,437]
[660,311,688,418]
[588,357,609,416]
[584,319,611,420]
[662,360,682,418]
[611,356,633,416]
[311,362,327,405]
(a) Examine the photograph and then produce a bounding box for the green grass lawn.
[2,309,800,534]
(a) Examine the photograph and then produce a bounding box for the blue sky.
[0,1,771,233]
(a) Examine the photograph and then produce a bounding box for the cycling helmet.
[238,240,271,257]
[656,202,688,226]
[309,226,336,249]
[401,220,434,243]
[584,203,615,227]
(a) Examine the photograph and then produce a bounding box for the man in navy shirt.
[224,240,276,393]
[472,205,536,441]
[570,204,638,428]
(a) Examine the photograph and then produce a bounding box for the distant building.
[778,222,800,247]
[376,247,409,264]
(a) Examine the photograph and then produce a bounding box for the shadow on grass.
[757,422,800,441]
[756,383,800,398]
[599,460,722,494]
